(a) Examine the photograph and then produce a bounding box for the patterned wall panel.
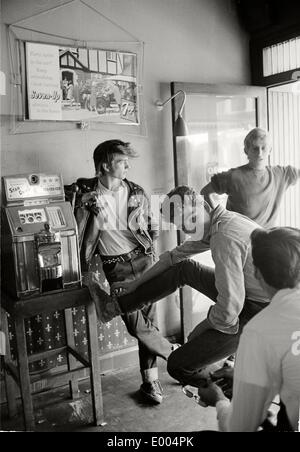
[7,308,137,374]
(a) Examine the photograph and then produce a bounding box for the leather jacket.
[65,177,158,272]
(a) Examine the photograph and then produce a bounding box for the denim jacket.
[65,177,158,272]
[160,205,270,334]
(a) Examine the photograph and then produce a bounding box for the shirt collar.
[204,204,226,241]
[97,179,126,194]
[270,287,300,306]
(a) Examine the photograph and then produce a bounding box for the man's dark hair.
[161,185,210,224]
[93,139,138,175]
[251,227,300,290]
[160,186,198,224]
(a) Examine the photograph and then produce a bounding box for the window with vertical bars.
[263,36,300,76]
[269,89,300,228]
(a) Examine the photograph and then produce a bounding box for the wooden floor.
[0,361,219,432]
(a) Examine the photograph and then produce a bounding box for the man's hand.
[210,367,234,399]
[111,280,137,296]
[81,191,109,228]
[81,191,99,207]
[197,383,228,407]
[80,191,102,216]
[211,367,234,383]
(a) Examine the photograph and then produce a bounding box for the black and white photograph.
[26,42,138,123]
[0,0,300,439]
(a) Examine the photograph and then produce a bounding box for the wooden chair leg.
[15,316,35,431]
[2,310,18,419]
[64,308,79,399]
[86,301,104,426]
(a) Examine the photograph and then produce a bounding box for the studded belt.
[100,247,145,265]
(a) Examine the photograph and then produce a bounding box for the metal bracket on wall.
[77,121,90,130]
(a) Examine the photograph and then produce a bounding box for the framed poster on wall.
[25,41,139,124]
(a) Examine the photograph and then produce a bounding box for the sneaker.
[171,343,181,352]
[223,354,235,368]
[167,343,181,359]
[140,380,163,404]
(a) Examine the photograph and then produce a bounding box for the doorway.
[170,82,267,340]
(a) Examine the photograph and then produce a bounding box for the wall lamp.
[155,90,189,137]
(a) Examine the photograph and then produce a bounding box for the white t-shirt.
[96,181,139,256]
[216,287,300,432]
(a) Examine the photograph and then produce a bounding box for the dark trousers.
[103,253,172,374]
[117,259,267,387]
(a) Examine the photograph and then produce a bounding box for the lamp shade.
[174,114,189,137]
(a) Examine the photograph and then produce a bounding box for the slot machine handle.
[71,184,79,212]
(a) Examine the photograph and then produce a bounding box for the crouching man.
[94,185,271,388]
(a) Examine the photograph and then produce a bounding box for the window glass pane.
[263,36,300,76]
[185,94,256,195]
[268,85,300,227]
[180,93,258,331]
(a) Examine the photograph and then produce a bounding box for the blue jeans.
[103,253,172,374]
[117,259,267,387]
